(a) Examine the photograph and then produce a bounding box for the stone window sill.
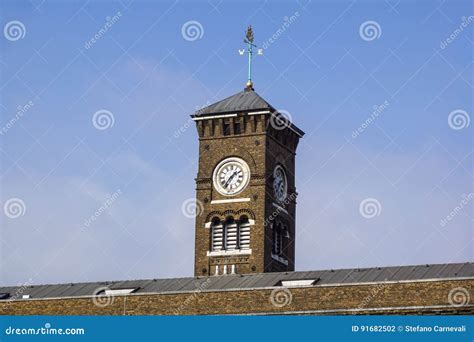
[207,249,252,257]
[271,253,289,265]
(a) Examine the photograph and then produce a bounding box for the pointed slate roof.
[192,89,305,137]
[193,89,273,116]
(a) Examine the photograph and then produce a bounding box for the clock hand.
[224,170,238,188]
[275,179,282,189]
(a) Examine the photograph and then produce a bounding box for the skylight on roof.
[104,288,138,296]
[280,279,319,287]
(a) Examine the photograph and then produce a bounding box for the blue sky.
[0,0,472,286]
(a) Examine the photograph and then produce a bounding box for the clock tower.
[191,87,304,276]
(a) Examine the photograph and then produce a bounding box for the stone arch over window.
[205,209,255,223]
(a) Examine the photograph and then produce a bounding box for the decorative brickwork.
[1,279,472,315]
[193,98,304,277]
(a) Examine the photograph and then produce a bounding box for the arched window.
[239,216,250,250]
[272,221,286,257]
[225,217,238,250]
[210,216,251,252]
[211,218,223,251]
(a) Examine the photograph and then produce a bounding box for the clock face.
[213,157,250,196]
[273,165,287,202]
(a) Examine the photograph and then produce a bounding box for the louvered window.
[272,222,286,256]
[226,219,238,250]
[211,221,224,251]
[210,216,251,252]
[273,229,282,255]
[239,218,251,250]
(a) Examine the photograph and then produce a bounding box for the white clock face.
[273,165,287,202]
[213,157,250,196]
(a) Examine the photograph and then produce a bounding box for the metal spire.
[244,25,256,91]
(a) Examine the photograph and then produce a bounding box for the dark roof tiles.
[1,262,471,300]
[193,90,272,116]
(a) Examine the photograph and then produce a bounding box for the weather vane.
[240,25,263,90]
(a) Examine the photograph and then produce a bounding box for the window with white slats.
[226,219,238,250]
[211,221,224,251]
[239,217,251,250]
[210,216,251,252]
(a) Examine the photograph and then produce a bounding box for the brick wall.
[1,279,472,315]
[193,112,301,276]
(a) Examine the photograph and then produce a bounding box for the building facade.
[0,263,472,315]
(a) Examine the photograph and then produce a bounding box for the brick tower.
[192,87,304,276]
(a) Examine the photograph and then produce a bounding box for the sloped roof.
[192,89,305,137]
[0,262,472,300]
[193,89,273,116]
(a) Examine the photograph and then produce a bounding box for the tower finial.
[244,25,256,91]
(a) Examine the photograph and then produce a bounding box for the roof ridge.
[193,89,273,116]
[1,262,471,289]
